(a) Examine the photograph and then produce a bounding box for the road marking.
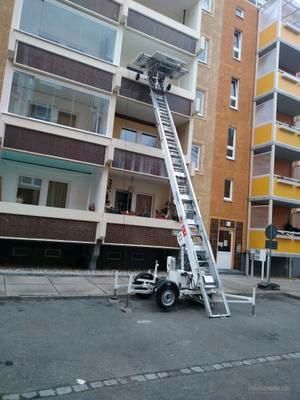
[1,351,300,399]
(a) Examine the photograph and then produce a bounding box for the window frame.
[198,36,209,64]
[195,89,206,117]
[120,127,158,148]
[233,30,243,61]
[16,175,70,208]
[191,144,201,171]
[202,0,212,13]
[235,7,245,19]
[226,127,237,160]
[230,78,239,110]
[224,179,233,202]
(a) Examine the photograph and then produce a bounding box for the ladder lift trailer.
[114,52,256,318]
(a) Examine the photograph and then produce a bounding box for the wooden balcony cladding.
[127,10,196,54]
[4,125,106,166]
[105,223,179,248]
[69,0,120,21]
[119,78,191,117]
[0,214,97,243]
[16,43,113,92]
[112,148,167,177]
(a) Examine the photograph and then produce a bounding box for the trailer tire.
[134,272,153,299]
[156,281,179,311]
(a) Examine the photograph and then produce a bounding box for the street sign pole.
[257,224,280,291]
[267,237,272,283]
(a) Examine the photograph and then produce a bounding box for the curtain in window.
[47,181,68,208]
[112,149,167,177]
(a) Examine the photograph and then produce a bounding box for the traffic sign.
[265,224,278,240]
[265,240,278,250]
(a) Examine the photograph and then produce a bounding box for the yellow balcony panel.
[274,177,300,201]
[281,25,300,48]
[259,22,278,49]
[251,176,270,197]
[254,123,273,146]
[278,71,300,98]
[249,230,300,254]
[249,230,265,249]
[276,124,300,149]
[256,72,275,97]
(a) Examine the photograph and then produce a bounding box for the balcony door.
[216,229,233,269]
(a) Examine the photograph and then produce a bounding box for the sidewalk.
[0,271,299,299]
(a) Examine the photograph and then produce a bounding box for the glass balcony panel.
[8,71,110,135]
[253,152,271,176]
[20,0,117,63]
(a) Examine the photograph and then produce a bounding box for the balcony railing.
[275,174,300,187]
[0,203,98,243]
[278,70,300,98]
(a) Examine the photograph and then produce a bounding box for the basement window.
[44,249,62,258]
[12,247,31,257]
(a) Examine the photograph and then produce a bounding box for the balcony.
[276,121,300,149]
[18,0,118,64]
[249,229,300,255]
[251,176,270,198]
[258,0,300,50]
[274,175,300,202]
[123,0,200,55]
[0,157,105,215]
[105,171,172,219]
[7,69,111,137]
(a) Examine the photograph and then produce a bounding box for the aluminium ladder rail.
[149,85,231,318]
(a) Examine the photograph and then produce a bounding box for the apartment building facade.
[1,0,297,274]
[249,0,300,276]
[0,0,202,269]
[194,0,258,271]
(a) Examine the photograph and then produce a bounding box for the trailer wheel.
[134,272,154,299]
[156,281,179,311]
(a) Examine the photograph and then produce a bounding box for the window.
[9,71,110,135]
[131,252,145,262]
[202,0,212,12]
[191,144,201,171]
[120,129,157,148]
[12,247,30,257]
[227,127,236,160]
[195,90,205,116]
[224,179,233,201]
[198,36,209,64]
[120,129,137,143]
[16,176,42,205]
[20,0,117,63]
[44,249,62,258]
[235,7,244,18]
[141,133,157,148]
[230,78,239,109]
[115,190,132,212]
[107,251,121,261]
[46,181,68,208]
[233,30,242,60]
[135,194,152,217]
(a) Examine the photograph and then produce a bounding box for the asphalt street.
[0,294,299,399]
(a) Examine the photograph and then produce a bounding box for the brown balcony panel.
[127,10,196,54]
[120,78,191,116]
[105,223,179,248]
[0,214,97,243]
[4,125,106,165]
[16,43,113,92]
[112,148,167,177]
[70,0,120,21]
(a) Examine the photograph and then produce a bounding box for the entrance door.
[217,230,233,269]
